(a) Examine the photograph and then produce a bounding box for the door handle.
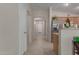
[24,32,27,34]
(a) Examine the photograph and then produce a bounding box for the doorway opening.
[33,17,45,40]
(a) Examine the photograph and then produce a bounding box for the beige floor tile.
[25,35,54,55]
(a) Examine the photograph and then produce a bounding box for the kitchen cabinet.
[51,32,59,54]
[59,29,79,55]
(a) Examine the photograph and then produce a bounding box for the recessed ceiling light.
[63,3,69,7]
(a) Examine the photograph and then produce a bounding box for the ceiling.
[31,3,79,15]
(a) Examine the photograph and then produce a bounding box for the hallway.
[25,35,54,55]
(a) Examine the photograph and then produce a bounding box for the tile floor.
[25,35,54,55]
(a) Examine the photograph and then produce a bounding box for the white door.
[34,17,45,39]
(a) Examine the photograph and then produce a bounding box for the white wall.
[49,7,52,42]
[0,3,30,55]
[27,4,33,45]
[0,3,34,55]
[0,4,19,55]
[60,29,79,55]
